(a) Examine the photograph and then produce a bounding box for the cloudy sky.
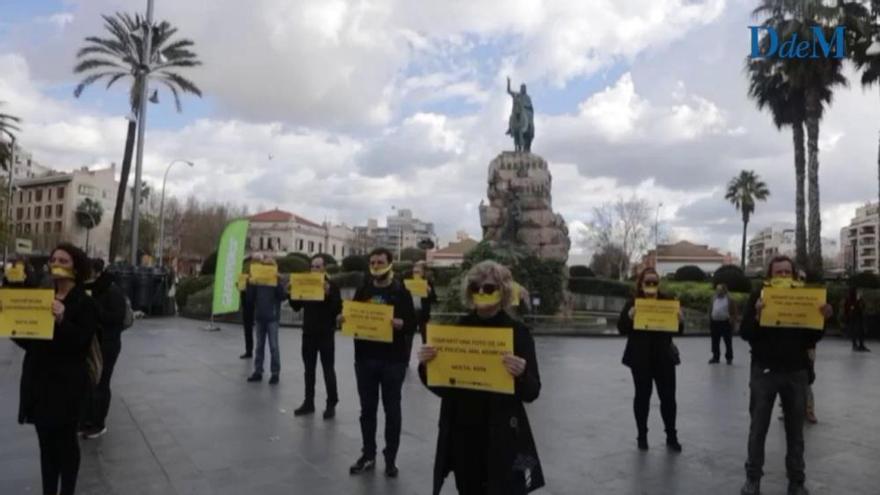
[1,0,878,264]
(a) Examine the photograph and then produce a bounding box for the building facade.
[353,209,438,259]
[427,234,478,267]
[6,143,52,181]
[247,208,356,260]
[840,203,879,274]
[748,223,840,272]
[10,166,118,258]
[642,240,728,277]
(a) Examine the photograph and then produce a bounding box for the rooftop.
[249,208,323,228]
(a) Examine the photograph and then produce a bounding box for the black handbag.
[669,343,681,366]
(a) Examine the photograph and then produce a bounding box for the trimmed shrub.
[275,255,309,274]
[674,265,707,282]
[330,271,365,289]
[850,271,880,289]
[431,266,460,287]
[326,264,341,275]
[342,254,368,273]
[568,277,632,298]
[176,275,214,309]
[712,264,752,293]
[400,247,426,262]
[316,253,338,267]
[199,251,217,275]
[569,265,594,278]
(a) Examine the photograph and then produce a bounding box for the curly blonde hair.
[461,260,515,312]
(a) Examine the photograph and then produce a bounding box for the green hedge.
[342,255,368,273]
[674,265,707,282]
[568,277,632,298]
[176,275,214,309]
[330,271,365,289]
[276,255,310,273]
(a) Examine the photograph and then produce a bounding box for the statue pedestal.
[479,152,571,262]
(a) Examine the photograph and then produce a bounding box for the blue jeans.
[355,360,407,462]
[254,320,280,376]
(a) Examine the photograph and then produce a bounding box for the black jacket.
[740,290,824,372]
[417,280,438,325]
[418,310,544,495]
[352,279,416,363]
[86,271,127,342]
[14,285,97,426]
[617,297,683,370]
[289,278,342,335]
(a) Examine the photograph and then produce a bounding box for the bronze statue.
[506,77,534,153]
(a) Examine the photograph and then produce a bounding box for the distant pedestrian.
[239,257,255,359]
[843,287,869,352]
[739,255,832,495]
[341,247,416,478]
[289,255,341,419]
[81,259,128,439]
[617,267,684,452]
[13,243,97,495]
[412,260,438,344]
[417,260,544,494]
[246,256,287,385]
[708,282,738,364]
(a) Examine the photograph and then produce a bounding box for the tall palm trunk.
[741,213,748,271]
[793,120,808,268]
[805,89,823,276]
[108,119,137,262]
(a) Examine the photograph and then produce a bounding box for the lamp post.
[3,135,15,268]
[80,210,98,256]
[130,0,155,266]
[158,159,193,268]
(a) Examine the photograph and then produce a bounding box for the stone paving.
[1,317,878,494]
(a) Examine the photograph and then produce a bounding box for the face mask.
[643,286,658,297]
[472,292,502,308]
[50,265,75,280]
[413,272,423,280]
[768,277,794,288]
[370,264,393,278]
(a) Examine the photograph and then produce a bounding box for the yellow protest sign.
[426,324,514,395]
[290,272,326,301]
[236,274,249,292]
[342,301,394,343]
[404,278,428,298]
[0,289,55,340]
[4,263,26,283]
[249,263,278,286]
[760,287,827,331]
[633,298,680,332]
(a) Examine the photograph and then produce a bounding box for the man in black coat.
[289,255,342,419]
[341,248,416,478]
[739,256,831,495]
[82,259,128,439]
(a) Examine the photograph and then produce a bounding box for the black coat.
[353,279,416,363]
[289,278,342,335]
[86,272,127,343]
[14,285,97,426]
[617,297,683,370]
[740,290,824,372]
[418,310,545,495]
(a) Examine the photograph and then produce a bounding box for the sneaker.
[294,402,315,416]
[666,437,682,452]
[239,352,252,359]
[83,426,108,439]
[805,412,818,424]
[740,478,761,495]
[637,436,648,451]
[859,346,871,352]
[385,463,399,478]
[247,373,262,382]
[323,405,336,420]
[269,375,279,385]
[349,456,375,475]
[787,482,809,495]
[726,358,733,365]
[708,358,720,364]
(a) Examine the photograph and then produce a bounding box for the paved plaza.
[1,317,878,495]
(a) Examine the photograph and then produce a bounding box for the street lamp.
[2,134,16,268]
[80,210,98,256]
[158,159,194,268]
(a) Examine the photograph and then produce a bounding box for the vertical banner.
[212,219,249,315]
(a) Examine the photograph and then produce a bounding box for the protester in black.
[843,287,869,352]
[14,243,97,495]
[239,257,255,359]
[341,247,416,478]
[290,255,342,419]
[412,261,438,343]
[417,260,544,495]
[739,256,831,495]
[617,267,684,452]
[82,259,127,439]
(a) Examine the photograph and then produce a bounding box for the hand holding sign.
[418,345,438,364]
[502,353,526,377]
[52,299,65,322]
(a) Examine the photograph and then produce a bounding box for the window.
[341,246,345,257]
[55,221,62,233]
[308,241,314,253]
[44,222,51,233]
[246,237,252,250]
[78,184,97,197]
[57,187,64,199]
[27,191,31,202]
[24,223,31,234]
[268,238,274,250]
[34,223,39,234]
[259,237,264,250]
[318,243,323,253]
[56,205,63,217]
[45,205,51,218]
[48,189,52,201]
[15,224,21,234]
[35,189,42,202]
[16,207,22,220]
[298,239,304,251]
[332,245,336,256]
[35,207,41,220]
[25,207,30,220]
[18,191,22,203]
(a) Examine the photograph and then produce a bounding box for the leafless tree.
[584,196,651,280]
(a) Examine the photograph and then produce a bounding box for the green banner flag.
[212,219,249,315]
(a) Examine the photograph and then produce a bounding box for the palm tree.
[726,170,770,270]
[0,101,21,169]
[74,12,201,263]
[76,198,104,256]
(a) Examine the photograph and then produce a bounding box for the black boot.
[294,401,315,416]
[666,434,682,452]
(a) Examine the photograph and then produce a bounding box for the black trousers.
[35,423,80,495]
[745,365,808,483]
[86,338,121,428]
[710,320,734,362]
[355,359,407,462]
[630,365,677,438]
[242,310,254,354]
[302,332,338,405]
[849,320,866,348]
